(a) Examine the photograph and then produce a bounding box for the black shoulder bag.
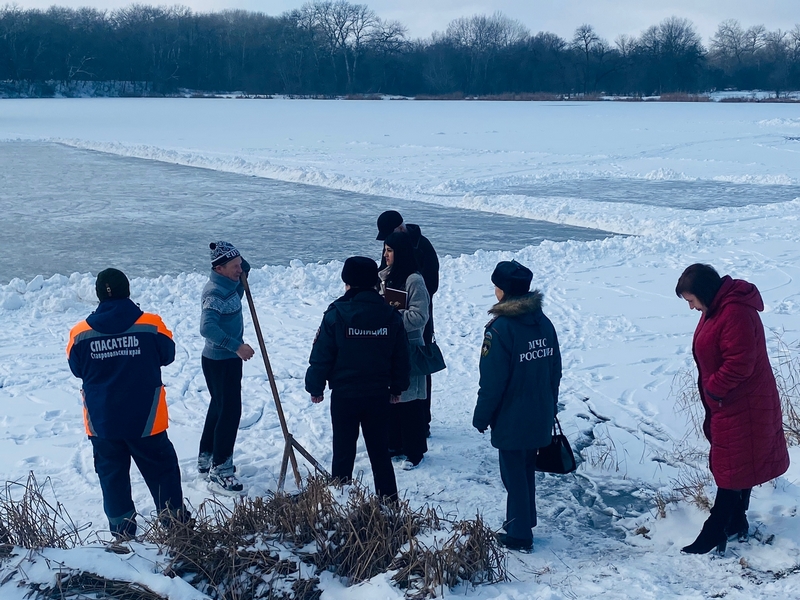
[535,416,577,474]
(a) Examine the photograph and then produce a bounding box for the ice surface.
[483,177,800,210]
[0,142,611,283]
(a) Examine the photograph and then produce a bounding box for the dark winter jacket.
[67,298,176,439]
[473,291,562,450]
[692,275,789,489]
[305,288,410,398]
[379,224,439,297]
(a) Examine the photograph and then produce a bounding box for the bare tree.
[445,11,528,51]
[571,24,603,93]
[710,19,747,65]
[572,24,599,59]
[300,0,379,91]
[441,11,528,93]
[638,16,704,93]
[615,34,637,57]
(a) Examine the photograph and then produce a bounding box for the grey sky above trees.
[10,0,799,42]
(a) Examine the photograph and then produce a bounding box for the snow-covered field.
[2,99,800,599]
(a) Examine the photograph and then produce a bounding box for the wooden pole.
[278,441,291,491]
[240,272,308,490]
[290,434,330,477]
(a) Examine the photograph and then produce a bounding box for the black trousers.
[91,432,183,536]
[200,356,243,467]
[388,399,428,463]
[330,392,398,500]
[498,448,538,542]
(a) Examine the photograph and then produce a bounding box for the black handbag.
[535,417,577,474]
[409,338,447,376]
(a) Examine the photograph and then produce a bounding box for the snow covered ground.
[2,99,800,599]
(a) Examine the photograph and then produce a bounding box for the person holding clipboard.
[379,231,430,470]
[376,211,439,438]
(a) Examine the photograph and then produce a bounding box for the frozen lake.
[1,142,612,282]
[484,177,800,210]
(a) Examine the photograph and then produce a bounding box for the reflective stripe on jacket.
[67,299,175,439]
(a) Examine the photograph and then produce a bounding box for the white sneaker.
[208,459,244,495]
[208,471,244,495]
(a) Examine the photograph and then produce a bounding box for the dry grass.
[142,476,505,599]
[413,93,466,101]
[583,426,622,472]
[670,367,704,440]
[670,466,713,510]
[718,96,800,103]
[770,333,800,446]
[31,572,166,600]
[659,93,711,102]
[391,515,505,598]
[1,474,506,600]
[0,472,85,550]
[344,93,384,100]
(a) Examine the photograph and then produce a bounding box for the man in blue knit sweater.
[199,241,254,494]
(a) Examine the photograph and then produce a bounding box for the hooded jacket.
[67,298,175,439]
[473,291,562,450]
[305,288,410,398]
[692,275,789,489]
[379,224,439,297]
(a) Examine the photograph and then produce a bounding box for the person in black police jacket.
[305,256,410,501]
[67,268,186,540]
[376,210,439,437]
[472,260,562,552]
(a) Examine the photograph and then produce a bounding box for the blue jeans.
[91,431,184,537]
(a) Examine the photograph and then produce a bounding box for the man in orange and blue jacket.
[67,268,185,540]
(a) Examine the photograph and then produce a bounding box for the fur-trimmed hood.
[488,290,543,318]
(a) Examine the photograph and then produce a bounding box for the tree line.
[1,2,799,97]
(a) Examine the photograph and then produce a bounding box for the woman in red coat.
[676,263,789,555]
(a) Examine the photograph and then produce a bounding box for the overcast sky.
[12,0,800,42]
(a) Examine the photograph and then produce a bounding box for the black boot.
[681,488,738,556]
[724,488,751,543]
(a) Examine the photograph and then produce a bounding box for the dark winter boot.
[725,488,751,543]
[681,488,738,556]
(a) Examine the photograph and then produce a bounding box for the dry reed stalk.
[0,472,84,550]
[142,476,504,599]
[770,333,800,445]
[33,571,166,600]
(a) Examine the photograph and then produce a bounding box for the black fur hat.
[341,256,379,289]
[491,260,533,297]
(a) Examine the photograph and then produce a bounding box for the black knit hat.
[342,256,380,289]
[210,241,241,268]
[376,210,403,241]
[96,268,130,301]
[491,260,533,297]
